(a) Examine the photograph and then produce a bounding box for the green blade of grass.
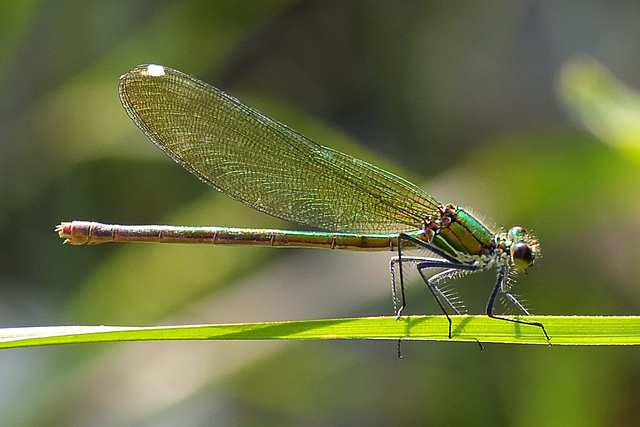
[1,316,640,349]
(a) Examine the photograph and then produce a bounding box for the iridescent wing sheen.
[119,64,440,233]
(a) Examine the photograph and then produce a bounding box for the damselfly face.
[507,226,540,271]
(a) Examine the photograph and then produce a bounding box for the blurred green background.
[2,1,640,425]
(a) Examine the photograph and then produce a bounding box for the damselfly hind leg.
[390,234,407,318]
[390,233,477,339]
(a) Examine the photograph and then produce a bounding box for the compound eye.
[509,226,527,241]
[512,242,534,270]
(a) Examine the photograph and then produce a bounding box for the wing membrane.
[119,64,440,233]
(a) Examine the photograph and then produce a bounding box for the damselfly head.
[507,226,540,271]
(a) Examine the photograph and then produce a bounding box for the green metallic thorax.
[430,206,495,261]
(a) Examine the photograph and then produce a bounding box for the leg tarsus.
[488,313,551,343]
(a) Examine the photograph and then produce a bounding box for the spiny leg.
[392,256,476,338]
[486,266,550,342]
[389,256,405,318]
[417,265,470,339]
[391,233,413,359]
[392,233,458,317]
[391,233,411,318]
[391,255,427,359]
[391,234,477,353]
[390,256,469,315]
[391,232,451,357]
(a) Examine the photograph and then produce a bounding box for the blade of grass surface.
[1,316,640,349]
